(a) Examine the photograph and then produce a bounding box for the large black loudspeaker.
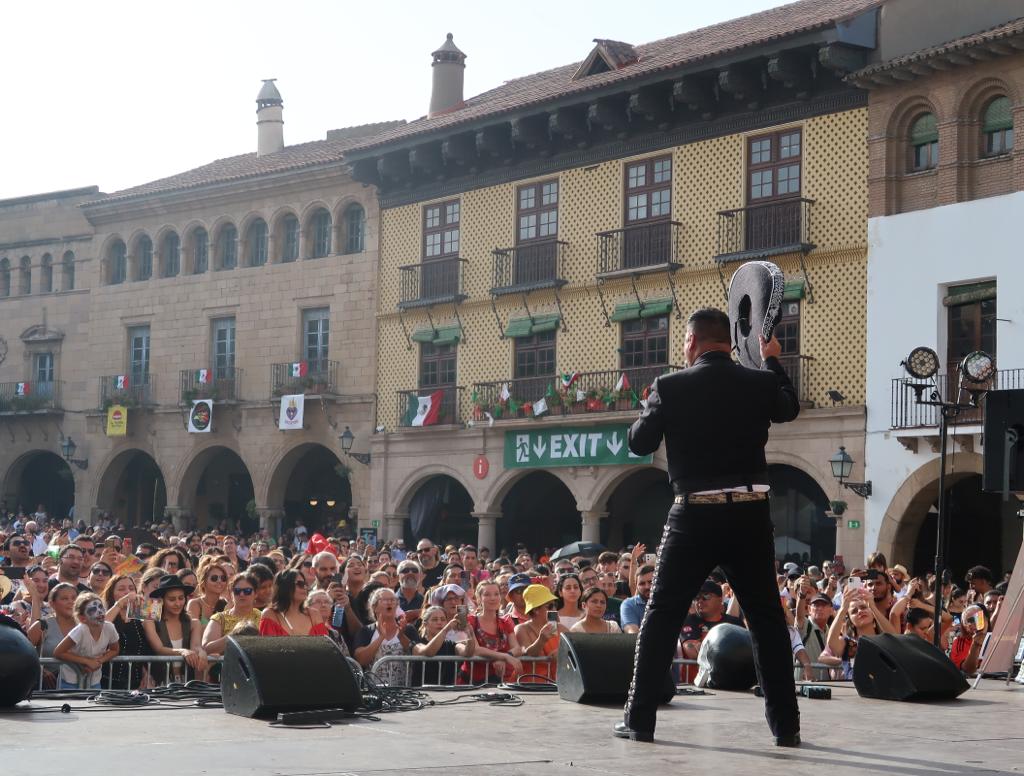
[983,389,1024,493]
[221,636,361,718]
[853,634,968,702]
[557,632,675,704]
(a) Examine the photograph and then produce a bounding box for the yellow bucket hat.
[523,583,558,614]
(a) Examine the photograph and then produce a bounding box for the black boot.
[613,721,654,742]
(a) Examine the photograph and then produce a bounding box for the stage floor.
[3,680,1023,776]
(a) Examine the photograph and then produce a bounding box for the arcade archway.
[3,451,75,521]
[177,446,255,533]
[403,475,476,548]
[767,464,833,566]
[96,449,166,526]
[498,471,580,556]
[267,443,351,534]
[605,468,674,549]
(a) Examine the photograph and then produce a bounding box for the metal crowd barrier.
[37,655,223,691]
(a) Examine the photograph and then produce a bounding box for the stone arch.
[91,445,167,524]
[391,463,478,515]
[765,449,836,504]
[171,442,257,529]
[268,206,301,263]
[261,440,345,508]
[180,221,209,274]
[239,212,270,268]
[1,449,76,518]
[301,201,333,259]
[875,452,983,564]
[167,440,255,508]
[101,234,128,285]
[587,462,668,514]
[332,195,369,254]
[39,253,53,293]
[478,465,591,515]
[209,217,239,270]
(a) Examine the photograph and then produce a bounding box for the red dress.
[463,613,516,683]
[258,618,329,637]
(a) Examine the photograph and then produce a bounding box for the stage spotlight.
[903,346,939,380]
[960,351,995,384]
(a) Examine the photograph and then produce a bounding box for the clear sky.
[3,0,786,199]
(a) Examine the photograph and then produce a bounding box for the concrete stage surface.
[3,680,1023,776]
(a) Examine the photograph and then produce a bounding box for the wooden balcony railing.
[397,386,463,427]
[597,221,683,276]
[179,367,242,404]
[0,380,62,412]
[271,360,339,397]
[398,258,468,309]
[100,374,154,409]
[715,197,814,262]
[491,240,568,295]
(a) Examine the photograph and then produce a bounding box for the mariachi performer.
[614,261,802,747]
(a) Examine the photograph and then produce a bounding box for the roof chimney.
[429,33,467,118]
[256,79,284,157]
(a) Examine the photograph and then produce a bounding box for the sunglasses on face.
[91,566,112,575]
[696,593,718,601]
[10,539,29,547]
[82,548,96,555]
[136,553,152,560]
[232,587,254,596]
[301,561,313,568]
[208,575,227,582]
[399,568,418,574]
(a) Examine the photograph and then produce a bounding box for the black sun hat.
[149,573,196,599]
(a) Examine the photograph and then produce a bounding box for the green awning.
[610,302,642,322]
[531,314,561,333]
[432,324,462,345]
[639,299,673,318]
[504,317,534,338]
[910,113,938,145]
[944,280,996,307]
[411,328,437,343]
[783,279,805,301]
[983,96,1012,132]
[612,298,673,321]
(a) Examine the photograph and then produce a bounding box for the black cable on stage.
[432,691,524,707]
[498,674,558,692]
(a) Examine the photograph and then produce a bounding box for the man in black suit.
[614,307,801,747]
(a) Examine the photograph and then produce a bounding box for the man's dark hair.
[638,564,656,577]
[247,562,275,584]
[966,565,993,583]
[597,551,619,564]
[58,543,84,560]
[686,308,730,345]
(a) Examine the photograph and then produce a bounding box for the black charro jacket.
[628,351,800,493]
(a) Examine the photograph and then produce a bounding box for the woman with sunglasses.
[87,561,114,594]
[203,572,261,654]
[187,561,230,626]
[101,574,150,689]
[259,569,328,636]
[286,553,317,589]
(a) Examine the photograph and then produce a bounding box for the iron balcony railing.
[472,365,685,420]
[491,240,568,295]
[597,221,683,276]
[397,386,463,428]
[777,354,814,407]
[100,374,155,409]
[398,257,469,309]
[271,360,339,397]
[715,197,815,262]
[179,367,242,404]
[0,380,62,412]
[891,368,1024,429]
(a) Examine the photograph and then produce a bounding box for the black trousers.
[625,498,799,738]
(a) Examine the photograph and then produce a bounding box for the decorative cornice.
[379,91,866,208]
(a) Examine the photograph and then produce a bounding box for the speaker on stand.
[556,632,675,704]
[853,634,969,701]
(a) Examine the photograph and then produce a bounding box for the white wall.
[864,191,1024,553]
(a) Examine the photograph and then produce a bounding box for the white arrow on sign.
[533,439,547,458]
[606,432,623,456]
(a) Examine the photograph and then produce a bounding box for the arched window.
[0,258,10,297]
[218,224,238,269]
[344,204,365,254]
[62,251,75,291]
[40,254,53,293]
[137,236,153,280]
[909,113,938,171]
[247,219,268,266]
[110,240,127,284]
[162,233,180,277]
[282,214,299,262]
[193,228,209,274]
[311,209,331,258]
[19,256,31,295]
[982,96,1013,156]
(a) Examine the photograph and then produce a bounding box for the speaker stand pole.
[934,408,951,652]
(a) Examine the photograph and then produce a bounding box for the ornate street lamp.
[59,436,88,470]
[339,425,371,465]
[829,446,871,498]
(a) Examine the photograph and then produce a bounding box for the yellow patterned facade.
[369,107,870,561]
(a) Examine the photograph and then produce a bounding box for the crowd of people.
[0,505,1018,689]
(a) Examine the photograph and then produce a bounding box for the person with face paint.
[143,574,208,683]
[53,593,120,689]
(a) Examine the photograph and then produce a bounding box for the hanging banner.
[278,393,305,430]
[106,404,128,436]
[188,399,213,433]
[503,424,652,468]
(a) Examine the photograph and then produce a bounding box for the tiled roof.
[86,120,405,206]
[347,0,881,154]
[852,16,1024,78]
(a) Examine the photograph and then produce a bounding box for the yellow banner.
[106,404,128,436]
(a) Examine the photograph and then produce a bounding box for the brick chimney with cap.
[428,33,467,118]
[256,79,284,157]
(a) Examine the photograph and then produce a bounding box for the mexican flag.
[15,382,30,396]
[291,361,308,378]
[195,369,212,384]
[405,390,444,427]
[615,372,631,392]
[116,374,130,390]
[560,372,580,390]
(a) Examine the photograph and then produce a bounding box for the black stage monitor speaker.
[983,389,1024,493]
[853,634,968,702]
[557,632,675,704]
[221,635,361,718]
[0,615,39,706]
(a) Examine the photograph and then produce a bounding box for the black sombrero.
[727,260,785,369]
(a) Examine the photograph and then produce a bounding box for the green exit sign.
[371,520,380,528]
[847,520,861,529]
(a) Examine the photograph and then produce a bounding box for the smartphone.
[456,604,468,630]
[645,553,657,565]
[832,555,846,576]
[847,576,863,590]
[547,609,560,624]
[331,573,345,586]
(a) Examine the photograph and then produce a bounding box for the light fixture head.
[340,425,354,452]
[326,499,336,507]
[903,347,940,380]
[960,350,995,384]
[829,446,854,481]
[61,436,76,460]
[308,498,319,507]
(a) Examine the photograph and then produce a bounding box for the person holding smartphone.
[513,584,564,681]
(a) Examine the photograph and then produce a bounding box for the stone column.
[580,510,607,544]
[471,512,501,554]
[163,506,190,532]
[384,512,409,542]
[255,506,284,537]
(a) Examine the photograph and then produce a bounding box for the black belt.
[674,492,768,505]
